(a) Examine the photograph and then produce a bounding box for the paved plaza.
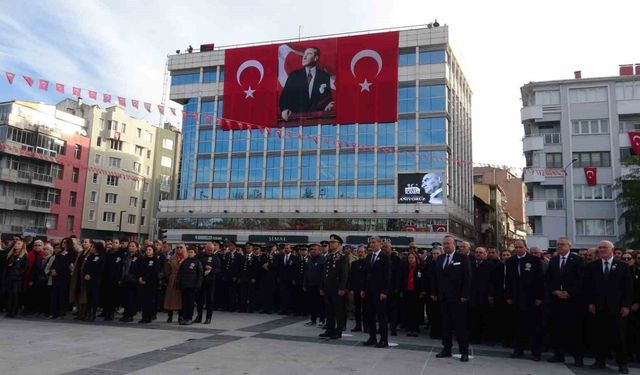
[0,313,637,375]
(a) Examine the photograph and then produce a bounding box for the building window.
[66,216,74,231]
[301,154,317,181]
[159,156,171,168]
[419,151,447,170]
[213,157,228,182]
[133,162,141,173]
[572,152,611,167]
[212,187,227,199]
[94,154,102,165]
[418,117,446,144]
[319,184,336,199]
[96,137,102,147]
[129,197,138,207]
[418,84,446,112]
[545,153,563,168]
[419,50,446,64]
[103,212,116,222]
[576,219,614,236]
[106,176,119,186]
[249,156,264,182]
[340,124,356,146]
[196,159,211,183]
[171,72,200,85]
[92,173,98,183]
[569,87,608,103]
[266,156,281,181]
[574,184,613,200]
[163,138,174,150]
[135,145,144,156]
[248,187,263,199]
[283,155,298,181]
[214,129,229,152]
[377,122,395,147]
[71,168,79,183]
[320,125,335,150]
[69,191,77,207]
[377,152,394,179]
[250,129,265,152]
[90,191,97,202]
[398,151,417,171]
[398,119,416,145]
[51,164,64,179]
[319,154,336,180]
[230,156,246,182]
[109,140,123,151]
[105,193,117,204]
[146,150,151,159]
[282,186,297,199]
[198,129,213,153]
[339,153,355,179]
[398,86,416,113]
[534,90,560,105]
[357,183,374,198]
[99,119,105,130]
[265,186,280,199]
[398,50,416,67]
[142,199,147,209]
[230,187,244,200]
[73,144,81,159]
[127,215,136,225]
[267,128,281,151]
[338,183,355,198]
[109,157,121,168]
[571,119,609,135]
[620,120,640,132]
[358,153,374,179]
[377,183,394,198]
[203,68,217,83]
[301,126,317,150]
[143,182,149,192]
[88,209,95,221]
[47,189,61,204]
[232,130,248,152]
[284,128,300,151]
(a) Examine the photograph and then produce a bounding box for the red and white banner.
[629,132,640,155]
[88,90,97,100]
[584,167,597,186]
[432,224,448,233]
[5,72,15,84]
[38,80,49,91]
[23,75,33,86]
[118,96,126,107]
[55,83,64,94]
[103,93,111,103]
[223,44,278,128]
[132,99,139,109]
[335,32,398,124]
[72,87,81,96]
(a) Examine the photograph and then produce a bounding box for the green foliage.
[617,155,640,248]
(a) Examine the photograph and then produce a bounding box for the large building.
[0,100,90,239]
[58,99,181,240]
[159,25,473,247]
[520,65,640,250]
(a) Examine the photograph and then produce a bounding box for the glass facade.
[178,98,198,199]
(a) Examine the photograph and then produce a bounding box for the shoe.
[574,357,583,367]
[532,355,541,362]
[351,326,362,332]
[590,361,606,370]
[509,351,523,359]
[435,350,452,358]
[318,332,331,338]
[138,319,146,323]
[362,339,377,346]
[547,356,563,363]
[204,319,211,324]
[182,320,192,326]
[376,341,388,348]
[460,354,469,362]
[305,321,316,326]
[47,315,56,320]
[193,316,202,323]
[619,366,629,374]
[166,316,173,323]
[330,333,342,340]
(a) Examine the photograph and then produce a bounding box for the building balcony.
[527,234,549,250]
[29,199,51,212]
[521,105,543,121]
[523,171,545,183]
[160,183,171,192]
[522,135,544,152]
[525,199,547,217]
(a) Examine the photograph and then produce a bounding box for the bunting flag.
[5,72,15,84]
[144,102,151,112]
[170,108,176,116]
[55,83,64,94]
[158,105,165,115]
[190,112,198,121]
[72,87,81,96]
[131,100,139,109]
[38,80,49,91]
[103,93,112,103]
[88,90,97,100]
[23,75,33,86]
[629,132,640,155]
[182,111,187,120]
[204,114,212,124]
[584,167,597,186]
[118,97,126,107]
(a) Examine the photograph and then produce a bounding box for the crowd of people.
[0,233,638,373]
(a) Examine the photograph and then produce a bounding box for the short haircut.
[307,46,320,57]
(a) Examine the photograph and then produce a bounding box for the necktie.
[560,256,565,270]
[443,254,450,270]
[604,261,610,276]
[371,253,376,266]
[307,71,312,86]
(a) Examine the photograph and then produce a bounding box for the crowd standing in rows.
[0,233,638,373]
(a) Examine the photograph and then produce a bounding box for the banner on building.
[223,31,398,128]
[397,172,444,204]
[181,234,237,242]
[248,235,309,244]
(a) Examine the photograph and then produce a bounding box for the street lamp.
[563,158,578,242]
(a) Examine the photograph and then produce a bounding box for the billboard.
[397,173,444,204]
[223,31,399,128]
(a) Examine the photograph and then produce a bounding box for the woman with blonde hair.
[164,243,186,323]
[4,238,28,317]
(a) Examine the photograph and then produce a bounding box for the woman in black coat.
[4,239,28,317]
[136,246,161,323]
[177,248,203,325]
[82,241,106,321]
[400,252,424,336]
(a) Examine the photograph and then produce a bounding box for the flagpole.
[159,54,169,127]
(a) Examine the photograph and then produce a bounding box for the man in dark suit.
[319,234,349,340]
[545,237,585,366]
[431,235,471,362]
[348,246,368,332]
[469,247,495,344]
[584,240,633,374]
[279,47,334,121]
[505,239,545,361]
[362,236,392,348]
[278,243,296,315]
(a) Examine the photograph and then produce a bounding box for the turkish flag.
[88,90,97,100]
[584,167,597,186]
[336,31,398,124]
[5,72,15,84]
[144,102,151,112]
[72,87,81,96]
[55,83,64,94]
[223,44,278,129]
[23,75,33,86]
[118,97,126,107]
[131,99,139,109]
[432,224,448,233]
[103,93,112,103]
[39,80,49,91]
[158,105,165,115]
[170,108,176,116]
[629,132,640,155]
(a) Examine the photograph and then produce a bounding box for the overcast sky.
[0,0,637,169]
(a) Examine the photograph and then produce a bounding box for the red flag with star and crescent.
[584,167,597,186]
[629,132,640,155]
[336,32,398,124]
[223,44,278,129]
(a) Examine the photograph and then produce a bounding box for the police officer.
[278,244,296,315]
[196,242,222,323]
[136,245,161,323]
[258,242,278,314]
[303,243,325,326]
[239,243,259,313]
[48,238,75,319]
[319,234,349,340]
[293,245,309,316]
[221,241,241,311]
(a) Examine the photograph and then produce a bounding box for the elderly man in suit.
[584,240,633,374]
[362,236,392,348]
[431,235,471,362]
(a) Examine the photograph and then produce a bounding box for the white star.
[244,86,255,98]
[359,79,372,92]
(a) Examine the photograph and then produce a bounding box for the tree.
[617,155,640,248]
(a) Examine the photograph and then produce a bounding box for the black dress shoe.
[436,350,452,358]
[193,316,202,323]
[204,319,211,324]
[619,366,629,374]
[509,351,524,359]
[547,356,564,363]
[532,355,541,362]
[590,361,606,370]
[460,354,469,362]
[318,332,331,338]
[362,339,377,346]
[351,326,362,332]
[330,333,342,340]
[376,341,388,348]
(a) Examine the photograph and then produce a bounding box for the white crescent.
[586,171,595,178]
[436,227,446,232]
[633,135,640,143]
[350,49,383,77]
[236,60,265,86]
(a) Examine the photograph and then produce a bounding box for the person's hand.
[506,299,513,305]
[380,293,387,301]
[324,102,334,112]
[338,290,345,296]
[419,292,426,299]
[349,290,354,297]
[461,298,468,303]
[360,291,365,299]
[632,303,640,312]
[84,275,90,281]
[552,290,563,298]
[535,299,543,307]
[251,279,256,284]
[320,289,325,296]
[588,304,596,315]
[205,265,212,271]
[51,269,58,277]
[281,109,291,121]
[488,296,494,304]
[430,295,437,302]
[303,287,307,292]
[621,307,630,318]
[28,281,33,286]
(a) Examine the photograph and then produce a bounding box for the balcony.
[523,135,544,152]
[542,133,561,144]
[31,172,54,184]
[525,200,547,217]
[521,105,543,121]
[29,199,51,212]
[546,198,564,210]
[524,171,545,183]
[160,183,171,192]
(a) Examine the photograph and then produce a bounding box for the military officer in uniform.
[258,242,278,314]
[195,242,222,324]
[319,234,349,340]
[239,243,259,313]
[294,245,309,316]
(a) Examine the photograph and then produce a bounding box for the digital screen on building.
[223,31,399,128]
[397,172,443,204]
